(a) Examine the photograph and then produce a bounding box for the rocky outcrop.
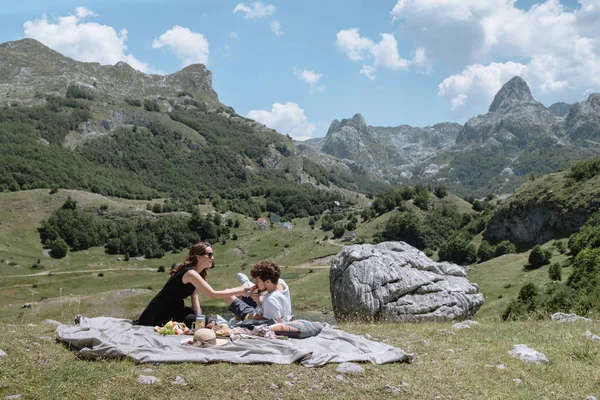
[456,77,557,150]
[483,169,600,245]
[549,102,572,118]
[329,242,484,322]
[565,94,600,141]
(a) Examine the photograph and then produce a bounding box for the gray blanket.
[56,317,412,367]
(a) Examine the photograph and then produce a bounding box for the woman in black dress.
[136,242,247,327]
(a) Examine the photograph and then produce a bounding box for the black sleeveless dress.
[136,266,196,326]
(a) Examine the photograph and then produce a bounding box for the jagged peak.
[327,119,340,136]
[489,76,534,112]
[338,113,367,131]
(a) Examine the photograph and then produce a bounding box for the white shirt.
[262,278,292,321]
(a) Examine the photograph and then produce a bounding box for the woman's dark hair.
[250,260,281,284]
[170,242,211,279]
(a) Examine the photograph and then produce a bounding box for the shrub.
[157,266,165,273]
[231,234,238,240]
[50,238,68,258]
[528,245,552,269]
[495,240,516,257]
[332,226,345,238]
[434,185,448,199]
[548,263,561,281]
[438,235,477,265]
[477,241,496,262]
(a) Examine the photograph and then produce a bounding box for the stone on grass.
[452,320,479,330]
[512,379,522,385]
[508,344,549,364]
[385,385,404,395]
[142,368,153,373]
[172,376,187,386]
[43,319,61,326]
[335,375,344,381]
[551,313,591,323]
[584,331,600,342]
[336,362,364,374]
[0,349,7,357]
[5,395,22,400]
[330,242,484,322]
[585,397,597,400]
[137,375,160,385]
[439,329,455,335]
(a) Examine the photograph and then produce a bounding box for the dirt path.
[0,267,157,279]
[292,254,336,269]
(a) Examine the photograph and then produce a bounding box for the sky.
[1,0,599,140]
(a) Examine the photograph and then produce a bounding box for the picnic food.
[154,320,189,335]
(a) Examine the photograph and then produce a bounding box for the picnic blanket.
[56,316,413,367]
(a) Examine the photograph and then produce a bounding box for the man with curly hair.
[225,260,292,322]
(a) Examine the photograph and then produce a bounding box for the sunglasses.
[204,252,214,258]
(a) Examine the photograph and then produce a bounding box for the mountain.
[297,113,462,182]
[298,76,600,197]
[0,38,387,209]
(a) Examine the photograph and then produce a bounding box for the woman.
[136,242,248,327]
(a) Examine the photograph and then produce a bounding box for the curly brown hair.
[250,260,281,284]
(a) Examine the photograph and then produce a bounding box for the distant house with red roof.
[256,217,267,230]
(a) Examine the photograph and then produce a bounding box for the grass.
[1,318,600,399]
[1,189,599,399]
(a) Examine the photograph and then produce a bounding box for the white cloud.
[23,8,151,73]
[233,2,276,19]
[293,68,324,93]
[360,65,376,80]
[247,102,317,140]
[75,7,98,19]
[270,20,283,36]
[152,26,209,67]
[438,61,528,115]
[336,28,410,79]
[230,32,239,39]
[390,0,600,112]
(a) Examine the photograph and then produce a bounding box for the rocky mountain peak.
[338,113,367,132]
[327,119,341,136]
[489,76,534,112]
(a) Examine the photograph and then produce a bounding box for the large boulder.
[329,242,484,322]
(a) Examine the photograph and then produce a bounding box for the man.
[225,260,292,323]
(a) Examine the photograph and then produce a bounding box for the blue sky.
[0,0,597,140]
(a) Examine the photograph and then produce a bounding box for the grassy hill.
[2,189,600,398]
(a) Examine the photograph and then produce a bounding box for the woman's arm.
[191,293,201,315]
[184,270,248,299]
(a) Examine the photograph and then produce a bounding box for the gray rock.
[385,385,404,395]
[585,396,597,400]
[0,349,6,357]
[137,375,160,385]
[5,395,22,400]
[551,313,592,323]
[171,376,187,386]
[584,331,600,342]
[142,368,153,373]
[335,374,344,381]
[21,303,31,308]
[43,319,61,326]
[330,242,484,322]
[336,362,365,374]
[512,379,523,385]
[452,320,479,330]
[508,344,549,364]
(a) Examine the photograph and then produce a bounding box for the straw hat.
[192,328,229,347]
